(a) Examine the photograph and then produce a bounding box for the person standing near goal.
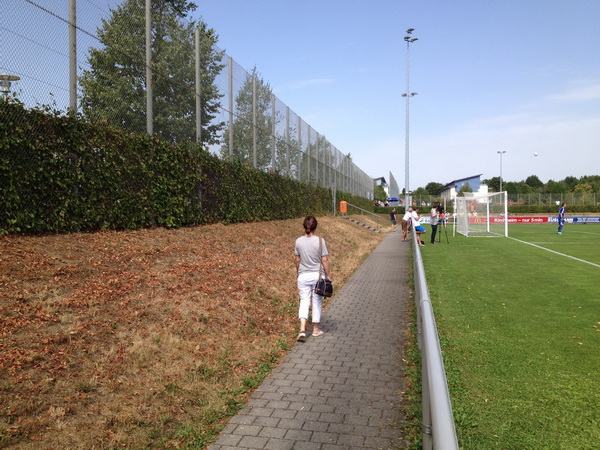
[557,203,567,235]
[430,202,439,244]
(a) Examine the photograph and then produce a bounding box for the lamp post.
[403,28,418,210]
[497,151,507,192]
[0,74,20,99]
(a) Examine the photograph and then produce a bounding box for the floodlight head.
[407,28,415,34]
[0,74,20,97]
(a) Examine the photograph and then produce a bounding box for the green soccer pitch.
[419,223,599,449]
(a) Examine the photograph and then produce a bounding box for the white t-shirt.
[294,235,328,275]
[411,211,421,227]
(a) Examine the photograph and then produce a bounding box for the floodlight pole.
[0,74,20,99]
[403,28,418,211]
[497,151,507,192]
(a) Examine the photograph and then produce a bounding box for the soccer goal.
[455,192,508,237]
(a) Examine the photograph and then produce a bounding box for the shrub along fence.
[0,101,370,235]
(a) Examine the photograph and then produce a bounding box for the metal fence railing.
[507,192,597,206]
[403,192,597,209]
[2,0,373,200]
[411,226,459,449]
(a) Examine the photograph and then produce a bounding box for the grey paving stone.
[208,231,410,449]
[237,435,269,448]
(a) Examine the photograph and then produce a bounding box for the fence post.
[285,106,290,176]
[271,94,276,169]
[253,77,257,168]
[316,132,320,186]
[195,26,202,144]
[69,0,77,114]
[228,57,233,160]
[297,116,302,181]
[145,0,153,135]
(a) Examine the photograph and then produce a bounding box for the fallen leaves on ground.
[0,217,385,448]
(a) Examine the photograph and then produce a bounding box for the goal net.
[455,192,508,237]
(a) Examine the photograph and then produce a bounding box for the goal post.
[455,192,508,237]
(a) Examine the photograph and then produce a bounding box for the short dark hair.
[303,216,318,235]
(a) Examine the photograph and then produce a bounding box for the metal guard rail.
[411,227,459,449]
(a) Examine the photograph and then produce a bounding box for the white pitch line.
[571,230,600,236]
[509,237,600,268]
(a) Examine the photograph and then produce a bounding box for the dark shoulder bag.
[313,237,333,297]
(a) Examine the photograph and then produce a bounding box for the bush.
[0,101,348,234]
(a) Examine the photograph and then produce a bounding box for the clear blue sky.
[4,0,599,191]
[192,0,600,189]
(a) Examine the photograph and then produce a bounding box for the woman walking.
[294,216,330,342]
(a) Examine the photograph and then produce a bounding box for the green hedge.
[0,101,342,234]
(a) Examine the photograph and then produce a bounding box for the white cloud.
[544,80,600,102]
[290,78,335,89]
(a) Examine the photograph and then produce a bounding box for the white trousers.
[297,271,323,323]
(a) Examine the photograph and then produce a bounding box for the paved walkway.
[208,230,411,449]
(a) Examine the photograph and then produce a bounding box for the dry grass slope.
[0,216,386,448]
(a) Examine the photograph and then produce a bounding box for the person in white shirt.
[293,216,330,341]
[412,208,427,247]
[430,203,439,244]
[401,207,413,241]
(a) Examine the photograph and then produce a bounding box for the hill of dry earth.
[0,216,386,448]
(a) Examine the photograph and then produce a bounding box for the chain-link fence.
[409,192,597,208]
[507,192,597,206]
[2,0,373,203]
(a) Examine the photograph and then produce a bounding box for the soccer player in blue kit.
[557,203,566,235]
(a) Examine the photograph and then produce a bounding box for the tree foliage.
[374,185,387,202]
[458,182,473,195]
[219,67,306,178]
[425,182,443,195]
[220,67,276,169]
[79,0,224,146]
[526,175,544,189]
[0,100,344,234]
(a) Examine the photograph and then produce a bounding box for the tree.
[412,187,428,197]
[544,180,568,193]
[220,67,276,169]
[525,175,544,189]
[458,182,473,196]
[504,181,518,194]
[219,67,304,177]
[79,0,224,146]
[425,182,443,195]
[374,185,387,202]
[574,182,593,193]
[563,176,578,191]
[515,181,531,194]
[483,177,501,192]
[579,176,600,193]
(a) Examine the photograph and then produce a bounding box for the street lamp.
[403,28,418,210]
[497,151,507,192]
[0,74,20,99]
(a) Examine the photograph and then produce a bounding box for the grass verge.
[420,223,599,448]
